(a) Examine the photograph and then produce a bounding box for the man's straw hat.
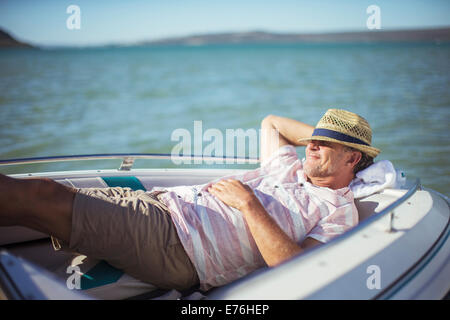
[298,109,380,158]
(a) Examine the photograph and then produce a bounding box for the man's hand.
[208,179,256,211]
[207,178,322,267]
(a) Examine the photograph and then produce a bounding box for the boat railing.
[358,178,421,232]
[0,154,422,216]
[0,153,260,171]
[0,154,421,216]
[1,153,422,231]
[314,177,422,252]
[0,153,425,229]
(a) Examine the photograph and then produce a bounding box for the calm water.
[0,43,449,195]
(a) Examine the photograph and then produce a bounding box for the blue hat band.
[312,128,369,146]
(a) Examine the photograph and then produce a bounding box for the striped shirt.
[158,145,358,290]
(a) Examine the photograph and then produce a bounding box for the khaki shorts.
[62,187,199,291]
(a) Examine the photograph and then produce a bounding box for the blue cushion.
[81,260,124,290]
[101,176,145,191]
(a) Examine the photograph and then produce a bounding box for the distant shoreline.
[1,27,449,49]
[142,28,450,47]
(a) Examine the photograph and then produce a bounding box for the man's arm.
[260,115,315,164]
[208,179,322,267]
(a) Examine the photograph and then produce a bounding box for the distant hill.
[1,27,449,49]
[0,29,34,48]
[142,28,450,46]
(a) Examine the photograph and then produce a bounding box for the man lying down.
[0,109,380,292]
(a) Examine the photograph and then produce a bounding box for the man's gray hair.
[344,146,374,174]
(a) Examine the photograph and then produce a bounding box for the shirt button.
[274,185,279,188]
[299,183,304,187]
[197,192,202,196]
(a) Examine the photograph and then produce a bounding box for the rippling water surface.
[0,43,449,195]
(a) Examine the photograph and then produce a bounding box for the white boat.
[0,154,449,300]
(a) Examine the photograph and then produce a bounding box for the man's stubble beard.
[304,159,335,178]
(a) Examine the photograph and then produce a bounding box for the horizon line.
[3,25,450,49]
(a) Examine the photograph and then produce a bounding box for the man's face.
[303,140,351,178]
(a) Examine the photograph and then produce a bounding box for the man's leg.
[0,174,199,289]
[0,174,76,243]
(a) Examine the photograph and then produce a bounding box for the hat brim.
[298,135,380,158]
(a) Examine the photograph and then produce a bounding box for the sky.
[0,0,449,46]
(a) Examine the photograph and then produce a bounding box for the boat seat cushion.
[53,254,159,299]
[57,176,146,190]
[354,189,407,221]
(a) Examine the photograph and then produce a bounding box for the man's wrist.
[240,195,262,212]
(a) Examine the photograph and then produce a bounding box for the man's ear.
[347,150,362,169]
